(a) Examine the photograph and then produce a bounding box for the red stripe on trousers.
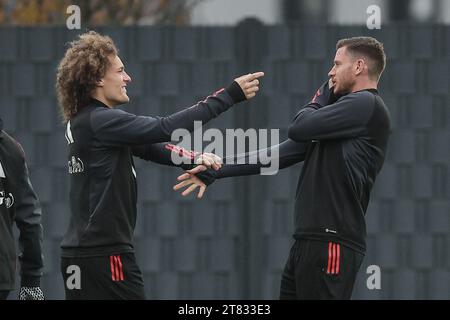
[331,243,336,274]
[327,242,332,274]
[114,256,120,282]
[117,255,124,281]
[336,244,340,275]
[110,256,116,281]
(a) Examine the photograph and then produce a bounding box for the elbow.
[288,124,308,142]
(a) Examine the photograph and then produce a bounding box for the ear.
[96,79,104,87]
[355,59,365,76]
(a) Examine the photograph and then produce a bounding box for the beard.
[334,77,354,95]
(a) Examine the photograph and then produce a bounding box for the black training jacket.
[0,118,44,290]
[200,84,391,253]
[61,83,245,257]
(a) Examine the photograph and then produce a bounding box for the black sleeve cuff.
[180,163,195,170]
[196,168,217,186]
[21,275,41,287]
[225,81,246,104]
[314,80,341,107]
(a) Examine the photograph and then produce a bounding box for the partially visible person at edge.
[0,117,44,300]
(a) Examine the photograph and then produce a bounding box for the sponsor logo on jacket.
[68,156,84,174]
[0,191,14,208]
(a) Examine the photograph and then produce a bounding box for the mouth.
[121,86,127,93]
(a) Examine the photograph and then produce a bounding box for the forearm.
[17,222,44,286]
[288,105,320,142]
[156,82,245,138]
[206,139,308,180]
[132,142,197,170]
[288,93,372,142]
[15,165,44,286]
[288,79,349,142]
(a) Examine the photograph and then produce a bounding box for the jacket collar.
[353,88,378,95]
[91,98,111,108]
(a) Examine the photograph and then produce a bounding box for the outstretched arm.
[214,138,308,178]
[90,72,264,147]
[132,142,222,171]
[173,138,309,197]
[132,142,222,198]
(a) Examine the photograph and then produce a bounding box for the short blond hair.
[337,36,386,80]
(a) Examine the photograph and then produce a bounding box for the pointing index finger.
[250,72,264,80]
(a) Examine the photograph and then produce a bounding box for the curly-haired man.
[56,31,263,299]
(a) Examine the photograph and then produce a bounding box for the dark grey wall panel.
[0,23,449,300]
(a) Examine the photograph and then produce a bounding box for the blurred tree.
[11,0,41,24]
[0,0,205,25]
[138,0,205,25]
[0,0,6,24]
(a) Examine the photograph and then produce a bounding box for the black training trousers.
[61,252,145,300]
[280,239,364,300]
[0,290,9,300]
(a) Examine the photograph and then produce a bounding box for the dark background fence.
[0,21,449,299]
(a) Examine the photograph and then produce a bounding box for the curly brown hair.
[56,31,118,122]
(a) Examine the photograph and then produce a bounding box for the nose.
[124,71,132,83]
[328,66,335,77]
